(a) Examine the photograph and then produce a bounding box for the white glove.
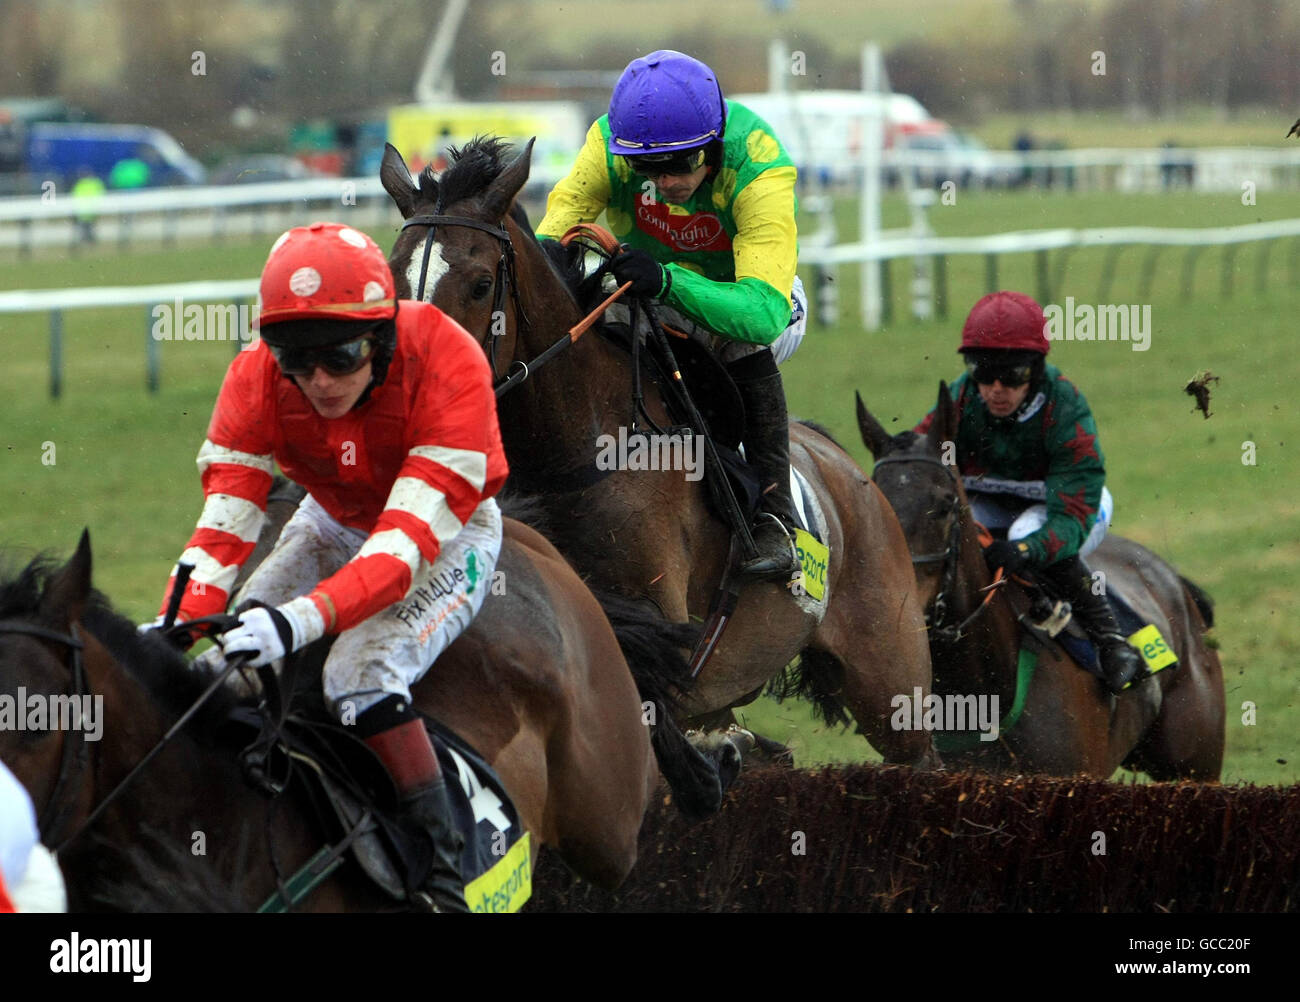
[219,597,325,669]
[137,615,167,636]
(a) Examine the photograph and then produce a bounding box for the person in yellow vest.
[71,168,106,243]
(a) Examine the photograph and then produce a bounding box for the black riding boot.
[728,351,800,581]
[400,777,470,913]
[1042,555,1144,694]
[360,696,469,913]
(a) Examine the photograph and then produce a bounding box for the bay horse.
[380,138,938,769]
[0,526,662,910]
[856,383,1225,778]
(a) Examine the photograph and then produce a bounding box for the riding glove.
[984,539,1031,575]
[219,597,325,668]
[610,247,670,299]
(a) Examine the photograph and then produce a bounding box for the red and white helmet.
[958,291,1049,355]
[258,222,396,342]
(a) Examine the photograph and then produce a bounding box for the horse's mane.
[797,418,849,453]
[427,135,593,307]
[431,135,516,212]
[0,552,242,728]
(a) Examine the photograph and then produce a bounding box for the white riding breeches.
[233,493,503,718]
[969,485,1113,559]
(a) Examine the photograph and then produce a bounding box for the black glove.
[610,247,669,298]
[984,538,1031,575]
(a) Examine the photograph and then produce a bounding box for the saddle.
[596,319,759,517]
[225,647,530,913]
[1004,565,1179,687]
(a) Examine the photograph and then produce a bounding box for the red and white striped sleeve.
[159,350,275,623]
[297,314,508,634]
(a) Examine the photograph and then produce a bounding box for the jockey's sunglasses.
[626,149,707,178]
[965,356,1035,388]
[269,333,377,377]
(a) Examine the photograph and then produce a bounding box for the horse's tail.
[1179,575,1216,629]
[767,646,853,729]
[593,591,724,821]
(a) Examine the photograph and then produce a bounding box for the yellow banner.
[794,528,829,601]
[464,831,532,914]
[1127,624,1178,673]
[389,105,558,165]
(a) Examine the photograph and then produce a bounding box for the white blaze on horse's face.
[406,234,449,303]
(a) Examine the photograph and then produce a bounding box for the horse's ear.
[927,379,958,449]
[380,142,420,219]
[855,391,894,458]
[39,529,93,628]
[481,137,534,222]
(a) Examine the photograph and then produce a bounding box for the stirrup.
[738,513,799,580]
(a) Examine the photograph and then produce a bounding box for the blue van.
[26,123,207,188]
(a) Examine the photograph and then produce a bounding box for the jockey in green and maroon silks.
[538,50,807,580]
[914,291,1144,694]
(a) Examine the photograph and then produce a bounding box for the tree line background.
[2,0,1296,158]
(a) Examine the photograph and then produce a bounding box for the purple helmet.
[607,50,726,156]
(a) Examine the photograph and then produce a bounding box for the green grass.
[2,192,1297,787]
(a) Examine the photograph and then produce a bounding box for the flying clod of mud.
[530,765,1300,912]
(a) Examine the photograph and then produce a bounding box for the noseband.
[0,619,89,849]
[401,213,532,384]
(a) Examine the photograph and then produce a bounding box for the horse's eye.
[472,276,493,300]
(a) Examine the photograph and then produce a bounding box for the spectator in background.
[71,167,106,243]
[1013,130,1034,189]
[109,154,150,190]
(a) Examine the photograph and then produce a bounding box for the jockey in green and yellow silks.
[538,50,807,579]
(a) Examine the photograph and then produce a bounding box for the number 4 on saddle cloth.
[231,655,530,914]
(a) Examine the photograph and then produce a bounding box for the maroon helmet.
[958,291,1049,355]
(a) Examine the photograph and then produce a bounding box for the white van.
[729,90,934,183]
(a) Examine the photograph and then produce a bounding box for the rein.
[871,453,1004,643]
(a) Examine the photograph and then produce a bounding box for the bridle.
[401,213,533,389]
[871,453,1002,644]
[0,619,89,850]
[401,213,635,401]
[0,613,251,854]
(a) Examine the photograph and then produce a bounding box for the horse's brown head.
[857,382,968,608]
[381,137,544,380]
[0,531,94,841]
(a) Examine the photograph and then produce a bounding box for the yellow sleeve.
[730,164,798,312]
[536,121,612,239]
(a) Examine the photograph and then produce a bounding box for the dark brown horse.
[0,527,661,910]
[856,383,1225,778]
[380,138,938,769]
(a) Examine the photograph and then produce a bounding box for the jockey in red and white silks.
[157,224,507,718]
[151,223,509,910]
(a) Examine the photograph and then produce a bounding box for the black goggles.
[965,355,1036,388]
[626,148,707,177]
[268,333,377,377]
